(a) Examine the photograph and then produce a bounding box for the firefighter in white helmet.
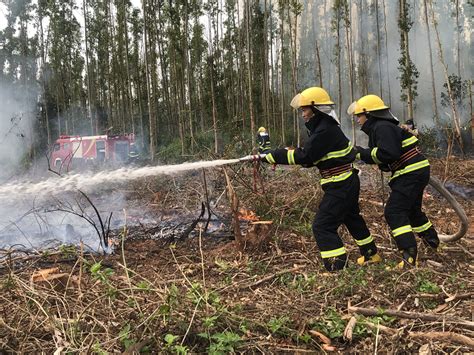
[348,94,439,268]
[257,127,271,153]
[260,87,381,271]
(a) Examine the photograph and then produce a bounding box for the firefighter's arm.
[358,126,401,165]
[264,134,328,166]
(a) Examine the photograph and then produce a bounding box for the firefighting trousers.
[385,166,438,252]
[313,172,377,271]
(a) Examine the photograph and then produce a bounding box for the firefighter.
[348,94,439,268]
[401,119,419,136]
[259,87,381,272]
[257,127,271,153]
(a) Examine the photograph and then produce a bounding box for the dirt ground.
[0,157,473,353]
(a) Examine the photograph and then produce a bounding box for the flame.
[238,208,259,221]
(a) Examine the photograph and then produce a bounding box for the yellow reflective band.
[412,221,432,233]
[321,247,346,259]
[356,152,361,160]
[265,153,276,164]
[392,225,413,237]
[355,235,374,246]
[390,160,430,181]
[314,143,353,164]
[287,150,296,165]
[402,136,418,147]
[320,170,353,185]
[371,147,382,164]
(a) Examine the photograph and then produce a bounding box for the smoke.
[297,0,471,136]
[0,81,37,182]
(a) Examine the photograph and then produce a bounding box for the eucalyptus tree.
[47,0,84,135]
[398,0,418,121]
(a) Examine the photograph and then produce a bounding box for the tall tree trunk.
[123,0,135,134]
[343,0,356,142]
[38,6,51,145]
[375,0,383,97]
[83,0,94,135]
[401,0,414,120]
[455,0,461,77]
[382,0,392,106]
[279,6,286,143]
[246,0,255,147]
[422,0,439,124]
[428,0,463,153]
[208,12,218,154]
[142,0,155,160]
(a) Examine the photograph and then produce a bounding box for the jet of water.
[0,159,241,200]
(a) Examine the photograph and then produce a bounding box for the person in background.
[258,87,381,272]
[401,119,419,136]
[348,95,439,268]
[257,127,271,154]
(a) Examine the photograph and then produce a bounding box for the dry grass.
[0,158,473,353]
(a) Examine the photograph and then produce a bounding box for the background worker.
[259,87,380,272]
[257,127,271,153]
[348,95,439,268]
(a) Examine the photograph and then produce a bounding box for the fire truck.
[50,134,136,172]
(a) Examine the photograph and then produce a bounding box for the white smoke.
[0,81,37,182]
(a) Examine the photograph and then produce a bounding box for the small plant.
[59,244,77,258]
[417,279,440,294]
[164,334,188,354]
[311,308,345,339]
[208,331,241,354]
[267,316,290,335]
[89,261,117,298]
[119,324,136,350]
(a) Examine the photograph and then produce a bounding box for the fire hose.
[239,154,469,243]
[428,176,469,243]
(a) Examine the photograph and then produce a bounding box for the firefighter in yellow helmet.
[256,127,271,153]
[260,87,381,271]
[348,94,439,268]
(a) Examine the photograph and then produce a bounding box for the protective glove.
[379,164,391,172]
[354,145,364,161]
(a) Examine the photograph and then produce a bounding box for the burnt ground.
[0,157,473,353]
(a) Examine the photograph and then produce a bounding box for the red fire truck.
[50,134,136,172]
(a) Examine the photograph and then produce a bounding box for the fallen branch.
[364,321,474,349]
[348,306,474,330]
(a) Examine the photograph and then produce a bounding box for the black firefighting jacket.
[357,117,429,182]
[264,111,356,185]
[257,132,271,153]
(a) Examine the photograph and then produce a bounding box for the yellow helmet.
[258,127,267,133]
[350,94,389,115]
[290,87,334,109]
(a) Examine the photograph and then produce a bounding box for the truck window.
[53,143,60,151]
[63,143,70,150]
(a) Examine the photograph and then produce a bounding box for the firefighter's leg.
[385,179,418,267]
[313,192,347,272]
[408,170,439,249]
[342,174,380,264]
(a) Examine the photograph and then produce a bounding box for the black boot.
[419,228,440,249]
[323,254,348,272]
[398,246,418,268]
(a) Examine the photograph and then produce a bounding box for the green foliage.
[59,244,77,258]
[119,323,136,350]
[441,74,469,111]
[208,331,241,354]
[416,278,440,294]
[267,315,291,335]
[311,308,345,339]
[88,261,117,298]
[164,334,188,354]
